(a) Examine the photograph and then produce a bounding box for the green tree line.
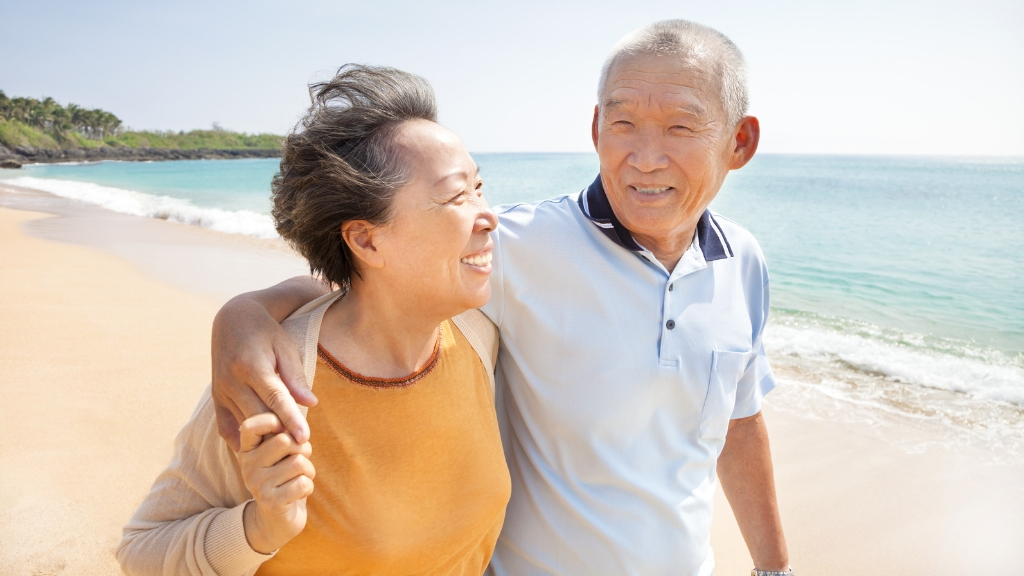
[0,90,122,140]
[0,90,281,151]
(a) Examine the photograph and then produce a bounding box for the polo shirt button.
[668,283,674,291]
[666,320,676,330]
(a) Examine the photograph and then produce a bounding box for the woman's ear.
[341,220,386,270]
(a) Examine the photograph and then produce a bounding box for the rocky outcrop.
[0,145,280,165]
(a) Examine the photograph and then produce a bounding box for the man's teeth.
[460,253,492,266]
[636,187,670,195]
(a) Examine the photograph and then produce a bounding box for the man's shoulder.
[709,211,766,263]
[494,194,579,229]
[494,194,579,215]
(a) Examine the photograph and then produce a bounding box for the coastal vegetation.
[0,90,282,152]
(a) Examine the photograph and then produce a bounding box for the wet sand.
[1,184,1022,575]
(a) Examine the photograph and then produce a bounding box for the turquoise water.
[15,158,279,213]
[4,155,1023,436]
[717,155,1024,354]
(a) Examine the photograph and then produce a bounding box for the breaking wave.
[5,176,278,239]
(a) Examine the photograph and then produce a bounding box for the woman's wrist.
[242,500,279,555]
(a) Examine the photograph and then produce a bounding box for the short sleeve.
[731,275,776,419]
[730,336,776,419]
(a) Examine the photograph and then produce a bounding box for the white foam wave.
[5,176,278,239]
[766,317,1024,406]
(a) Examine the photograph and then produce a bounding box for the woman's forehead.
[393,121,473,184]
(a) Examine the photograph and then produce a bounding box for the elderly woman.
[117,65,510,576]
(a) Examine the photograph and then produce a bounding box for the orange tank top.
[255,319,510,576]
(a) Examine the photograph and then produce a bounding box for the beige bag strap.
[451,309,499,395]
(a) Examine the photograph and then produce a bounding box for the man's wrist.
[751,568,793,576]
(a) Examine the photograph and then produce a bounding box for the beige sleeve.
[452,309,499,364]
[116,387,274,576]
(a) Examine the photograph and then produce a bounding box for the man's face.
[593,53,738,248]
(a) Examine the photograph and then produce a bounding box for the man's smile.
[632,186,674,195]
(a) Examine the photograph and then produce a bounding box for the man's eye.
[448,190,468,203]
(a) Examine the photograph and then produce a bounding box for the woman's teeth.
[460,253,492,267]
[636,187,670,195]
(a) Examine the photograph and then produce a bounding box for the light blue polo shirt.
[481,176,776,576]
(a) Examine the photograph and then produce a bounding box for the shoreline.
[0,144,279,168]
[0,182,307,302]
[1,184,1023,574]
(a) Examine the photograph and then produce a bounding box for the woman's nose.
[475,208,498,234]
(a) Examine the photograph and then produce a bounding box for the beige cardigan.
[116,291,499,576]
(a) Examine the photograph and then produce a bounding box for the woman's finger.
[239,413,284,453]
[266,454,316,487]
[273,474,315,506]
[250,432,309,468]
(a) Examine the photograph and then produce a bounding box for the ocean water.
[3,154,1022,456]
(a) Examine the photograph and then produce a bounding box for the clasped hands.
[237,413,316,554]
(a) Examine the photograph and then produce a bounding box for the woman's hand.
[238,413,316,554]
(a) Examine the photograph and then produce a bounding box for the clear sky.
[2,0,1021,155]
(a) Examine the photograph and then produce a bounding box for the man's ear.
[341,220,386,270]
[729,115,760,170]
[591,105,601,151]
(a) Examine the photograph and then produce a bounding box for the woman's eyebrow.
[434,164,480,186]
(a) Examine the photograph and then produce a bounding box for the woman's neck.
[318,279,445,379]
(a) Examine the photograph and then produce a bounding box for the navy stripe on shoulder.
[576,175,643,251]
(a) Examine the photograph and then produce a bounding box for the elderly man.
[212,19,790,576]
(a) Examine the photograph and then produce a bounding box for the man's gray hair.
[597,20,749,125]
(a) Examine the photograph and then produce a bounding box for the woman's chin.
[459,285,492,312]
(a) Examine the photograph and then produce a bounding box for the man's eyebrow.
[670,102,708,118]
[601,98,630,111]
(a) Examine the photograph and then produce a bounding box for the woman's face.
[368,120,497,318]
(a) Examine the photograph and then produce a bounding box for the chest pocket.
[699,349,753,443]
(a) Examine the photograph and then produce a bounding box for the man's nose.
[628,130,670,172]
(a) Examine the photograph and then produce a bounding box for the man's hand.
[238,414,315,554]
[211,276,331,450]
[717,411,789,572]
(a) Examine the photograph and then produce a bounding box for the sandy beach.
[1,184,1022,575]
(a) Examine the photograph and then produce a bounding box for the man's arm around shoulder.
[211,275,331,450]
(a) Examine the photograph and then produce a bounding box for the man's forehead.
[601,54,718,114]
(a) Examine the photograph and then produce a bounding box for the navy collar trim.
[577,175,734,261]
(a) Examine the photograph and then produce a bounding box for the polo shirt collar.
[577,175,734,261]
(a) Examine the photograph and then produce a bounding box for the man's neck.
[632,225,697,272]
[318,281,444,379]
